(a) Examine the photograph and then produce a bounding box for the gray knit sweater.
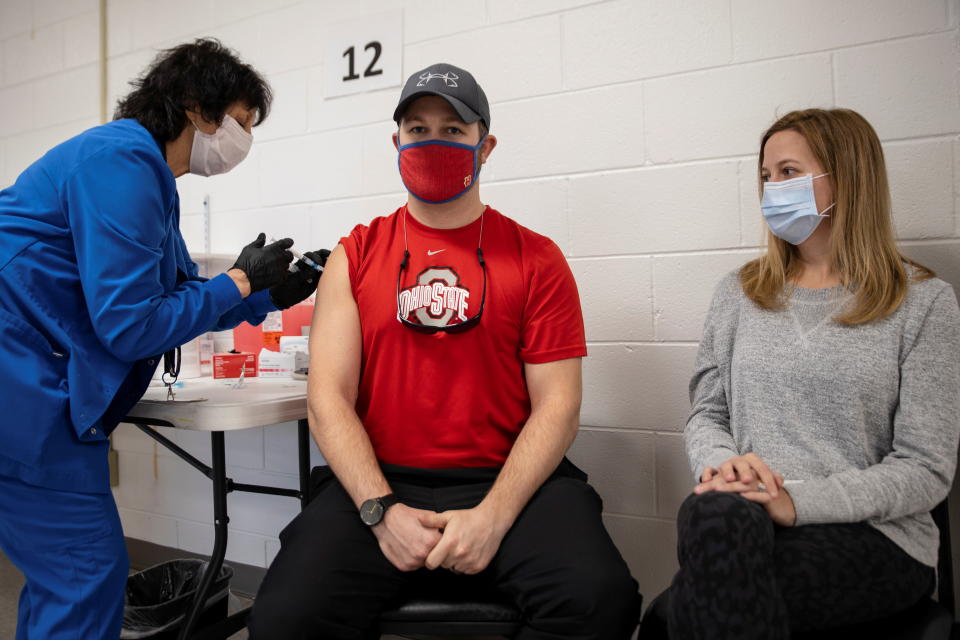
[686,270,960,566]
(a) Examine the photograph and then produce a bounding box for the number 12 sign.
[323,11,402,99]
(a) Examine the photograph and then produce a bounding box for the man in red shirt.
[249,63,641,639]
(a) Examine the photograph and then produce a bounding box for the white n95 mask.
[189,114,252,177]
[760,173,835,245]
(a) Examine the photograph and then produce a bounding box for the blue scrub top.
[0,119,276,493]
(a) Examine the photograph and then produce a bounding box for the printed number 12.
[342,42,384,81]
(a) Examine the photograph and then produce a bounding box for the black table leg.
[298,419,311,511]
[178,431,229,640]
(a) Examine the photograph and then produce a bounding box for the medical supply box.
[212,352,258,379]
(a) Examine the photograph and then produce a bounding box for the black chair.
[377,578,523,638]
[197,580,524,640]
[638,499,956,640]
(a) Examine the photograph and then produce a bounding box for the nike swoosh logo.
[427,249,446,256]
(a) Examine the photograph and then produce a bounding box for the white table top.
[126,377,308,431]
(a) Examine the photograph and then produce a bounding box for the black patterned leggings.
[667,491,935,639]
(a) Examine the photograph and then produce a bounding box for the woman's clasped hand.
[695,454,796,526]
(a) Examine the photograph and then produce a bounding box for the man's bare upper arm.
[523,358,582,413]
[308,245,362,406]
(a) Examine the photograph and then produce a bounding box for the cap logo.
[418,71,459,87]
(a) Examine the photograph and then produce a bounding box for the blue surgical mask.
[760,173,835,245]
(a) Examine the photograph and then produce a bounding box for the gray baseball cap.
[393,63,491,129]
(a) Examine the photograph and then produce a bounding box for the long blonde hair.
[740,108,933,325]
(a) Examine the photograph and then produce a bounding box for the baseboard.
[125,537,266,598]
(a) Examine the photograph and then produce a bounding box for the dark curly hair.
[114,38,272,144]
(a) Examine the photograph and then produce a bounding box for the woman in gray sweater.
[668,108,960,639]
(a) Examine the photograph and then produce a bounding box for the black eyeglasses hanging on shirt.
[395,248,487,334]
[395,208,487,335]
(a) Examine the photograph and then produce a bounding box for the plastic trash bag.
[121,559,233,639]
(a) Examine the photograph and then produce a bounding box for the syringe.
[271,238,324,273]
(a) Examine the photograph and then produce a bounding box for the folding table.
[124,377,313,640]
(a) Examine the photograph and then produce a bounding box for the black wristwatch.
[359,494,399,526]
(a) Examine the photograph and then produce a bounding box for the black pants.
[248,460,641,639]
[666,492,935,639]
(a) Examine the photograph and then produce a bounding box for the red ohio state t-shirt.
[340,205,586,469]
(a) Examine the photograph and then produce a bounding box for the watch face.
[360,498,384,526]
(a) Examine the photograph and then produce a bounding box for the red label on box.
[212,352,259,379]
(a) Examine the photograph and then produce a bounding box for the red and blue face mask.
[397,136,486,204]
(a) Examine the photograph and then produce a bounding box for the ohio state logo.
[398,267,470,327]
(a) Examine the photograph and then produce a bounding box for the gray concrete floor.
[0,550,24,638]
[0,550,431,639]
[0,549,253,639]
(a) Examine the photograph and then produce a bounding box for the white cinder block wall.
[1,0,959,605]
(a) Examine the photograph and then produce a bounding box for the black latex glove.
[269,249,331,310]
[231,233,294,293]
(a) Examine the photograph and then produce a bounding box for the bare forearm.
[483,400,579,525]
[309,394,390,509]
[226,268,251,297]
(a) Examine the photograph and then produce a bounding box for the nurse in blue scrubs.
[0,39,326,639]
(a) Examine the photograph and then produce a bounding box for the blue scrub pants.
[0,473,128,640]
